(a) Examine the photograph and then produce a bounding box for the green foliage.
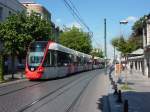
[59,27,92,54]
[128,36,143,49]
[112,14,146,55]
[0,11,51,77]
[131,15,148,49]
[121,84,133,90]
[90,48,104,58]
[111,37,120,47]
[0,11,51,56]
[132,15,146,36]
[111,37,136,55]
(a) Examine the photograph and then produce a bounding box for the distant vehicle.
[25,41,103,80]
[93,57,105,69]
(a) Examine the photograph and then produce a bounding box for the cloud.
[67,22,82,28]
[125,16,138,23]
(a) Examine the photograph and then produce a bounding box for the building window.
[36,13,41,18]
[0,7,3,21]
[9,11,11,15]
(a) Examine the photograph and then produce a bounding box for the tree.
[90,48,104,58]
[59,26,92,54]
[0,12,51,79]
[111,37,120,60]
[132,15,146,36]
[131,15,148,49]
[111,37,134,56]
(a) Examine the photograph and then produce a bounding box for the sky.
[23,0,150,58]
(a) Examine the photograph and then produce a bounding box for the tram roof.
[48,42,92,58]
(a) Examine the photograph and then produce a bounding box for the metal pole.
[143,20,149,77]
[104,18,107,74]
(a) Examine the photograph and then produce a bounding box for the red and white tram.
[25,41,93,80]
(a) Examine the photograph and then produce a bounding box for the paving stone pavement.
[108,68,150,112]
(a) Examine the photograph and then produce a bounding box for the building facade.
[125,17,150,78]
[143,17,150,77]
[22,2,61,42]
[0,0,25,21]
[22,2,51,21]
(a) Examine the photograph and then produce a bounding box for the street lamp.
[120,20,128,38]
[118,20,128,83]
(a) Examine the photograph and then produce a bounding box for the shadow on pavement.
[97,96,110,112]
[97,97,103,111]
[106,91,150,112]
[122,91,150,112]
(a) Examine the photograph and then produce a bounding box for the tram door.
[43,50,58,78]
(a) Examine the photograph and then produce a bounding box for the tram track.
[0,70,96,97]
[0,72,87,97]
[65,74,95,112]
[0,81,45,96]
[18,72,96,112]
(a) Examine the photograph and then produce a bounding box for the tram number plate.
[31,68,34,71]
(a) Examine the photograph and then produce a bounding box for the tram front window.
[28,52,44,67]
[27,41,47,70]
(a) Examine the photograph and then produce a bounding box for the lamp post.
[104,18,107,74]
[119,20,128,83]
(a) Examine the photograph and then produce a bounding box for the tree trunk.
[11,54,15,79]
[0,54,4,81]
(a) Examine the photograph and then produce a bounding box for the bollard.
[113,84,118,95]
[112,82,116,89]
[117,90,122,103]
[111,80,115,85]
[124,100,128,112]
[112,81,115,86]
[109,77,112,81]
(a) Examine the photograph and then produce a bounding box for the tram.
[25,41,95,80]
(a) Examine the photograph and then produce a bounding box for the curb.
[0,78,28,88]
[107,73,123,112]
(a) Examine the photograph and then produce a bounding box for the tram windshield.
[28,52,44,66]
[27,41,48,67]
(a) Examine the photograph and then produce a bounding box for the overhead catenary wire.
[61,0,92,33]
[61,0,103,50]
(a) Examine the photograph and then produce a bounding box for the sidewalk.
[0,71,27,87]
[108,69,150,112]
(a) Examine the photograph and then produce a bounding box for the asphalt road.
[0,69,109,112]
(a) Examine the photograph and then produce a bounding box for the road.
[0,69,110,112]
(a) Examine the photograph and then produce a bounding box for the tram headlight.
[37,66,44,73]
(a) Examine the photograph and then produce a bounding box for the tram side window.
[43,51,56,67]
[57,51,70,66]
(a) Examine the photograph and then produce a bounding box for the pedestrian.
[130,63,133,74]
[122,63,125,71]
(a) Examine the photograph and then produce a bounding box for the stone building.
[0,0,26,73]
[22,2,51,21]
[143,15,150,77]
[127,15,150,77]
[21,1,61,42]
[0,0,25,21]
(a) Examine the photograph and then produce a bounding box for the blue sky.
[34,0,149,58]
